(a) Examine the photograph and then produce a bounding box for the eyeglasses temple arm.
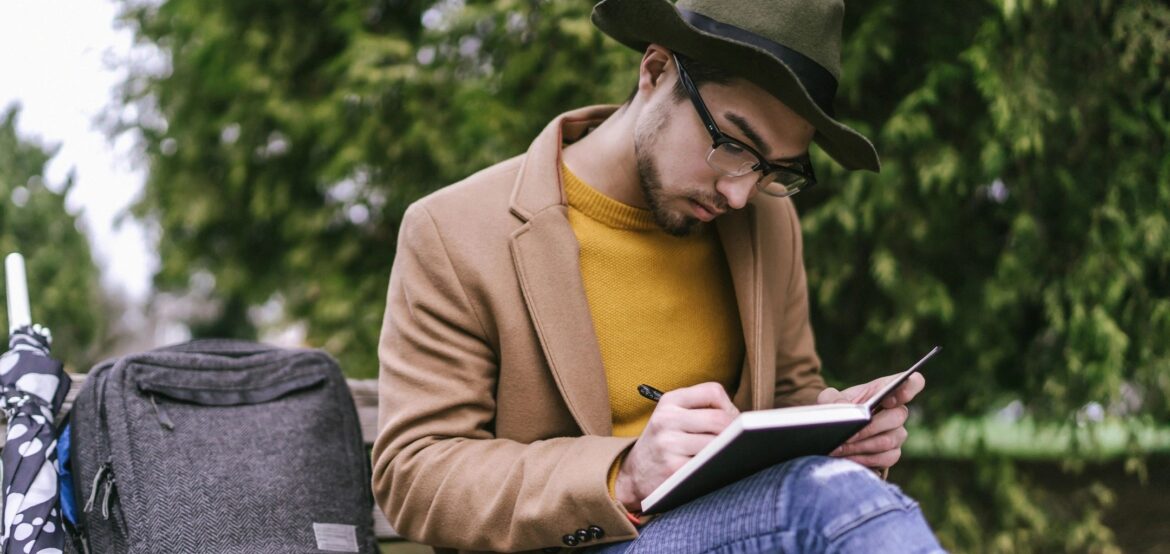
[672,53,722,146]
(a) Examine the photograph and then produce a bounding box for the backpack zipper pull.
[83,462,111,514]
[149,394,175,430]
[100,474,116,519]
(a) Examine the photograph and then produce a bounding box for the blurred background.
[1,0,1167,551]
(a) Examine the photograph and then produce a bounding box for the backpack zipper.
[82,459,120,520]
[83,460,111,515]
[149,393,175,430]
[100,474,116,519]
[82,359,131,548]
[82,459,128,541]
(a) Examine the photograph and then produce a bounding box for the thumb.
[817,387,847,404]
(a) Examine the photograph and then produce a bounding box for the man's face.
[633,74,816,237]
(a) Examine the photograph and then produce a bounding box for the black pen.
[637,384,664,402]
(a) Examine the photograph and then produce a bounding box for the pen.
[637,384,663,402]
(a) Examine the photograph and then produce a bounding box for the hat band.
[677,9,838,116]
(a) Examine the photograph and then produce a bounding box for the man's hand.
[614,382,739,512]
[816,373,926,469]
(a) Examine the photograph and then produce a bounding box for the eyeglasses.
[673,53,817,198]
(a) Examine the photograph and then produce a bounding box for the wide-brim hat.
[592,0,880,172]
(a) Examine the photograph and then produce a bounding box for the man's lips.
[689,199,723,221]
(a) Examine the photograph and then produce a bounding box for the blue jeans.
[585,456,946,554]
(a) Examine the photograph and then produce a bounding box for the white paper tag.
[313,522,359,552]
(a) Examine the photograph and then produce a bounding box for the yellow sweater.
[563,164,744,438]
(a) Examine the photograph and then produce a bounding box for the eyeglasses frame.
[671,53,818,197]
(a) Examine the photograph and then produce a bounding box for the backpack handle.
[156,339,279,357]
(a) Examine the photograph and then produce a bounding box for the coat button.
[562,534,579,547]
[588,525,605,540]
[575,529,591,543]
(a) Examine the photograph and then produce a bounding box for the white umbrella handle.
[5,253,31,334]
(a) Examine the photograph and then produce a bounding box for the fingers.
[836,447,903,469]
[822,370,930,408]
[835,382,872,403]
[647,405,736,436]
[659,382,738,414]
[880,372,926,409]
[848,405,908,442]
[822,369,925,471]
[657,431,718,458]
[817,386,847,404]
[833,425,908,458]
[648,384,737,437]
[619,382,738,509]
[830,409,909,469]
[899,372,926,404]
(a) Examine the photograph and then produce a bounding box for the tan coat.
[372,106,825,554]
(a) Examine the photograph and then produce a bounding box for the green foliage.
[0,106,108,370]
[116,0,637,377]
[896,456,1123,553]
[804,0,1170,424]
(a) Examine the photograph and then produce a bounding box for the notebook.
[640,346,941,514]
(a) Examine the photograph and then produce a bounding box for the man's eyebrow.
[725,111,811,164]
[724,112,773,158]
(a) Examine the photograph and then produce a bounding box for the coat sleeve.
[772,199,827,408]
[371,203,638,552]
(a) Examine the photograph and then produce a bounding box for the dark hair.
[624,52,738,104]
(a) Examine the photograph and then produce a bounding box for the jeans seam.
[824,502,918,545]
[697,527,805,554]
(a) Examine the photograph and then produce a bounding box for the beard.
[635,151,701,237]
[633,103,704,237]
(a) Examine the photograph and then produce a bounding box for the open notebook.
[641,346,941,514]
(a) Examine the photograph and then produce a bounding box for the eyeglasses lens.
[757,172,805,197]
[706,143,757,177]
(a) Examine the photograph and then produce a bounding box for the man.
[372,0,945,552]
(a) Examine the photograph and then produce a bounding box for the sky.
[0,0,154,304]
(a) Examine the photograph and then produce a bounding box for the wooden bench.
[0,373,401,542]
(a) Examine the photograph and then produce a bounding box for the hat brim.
[592,0,880,172]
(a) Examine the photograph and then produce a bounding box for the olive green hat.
[592,0,880,172]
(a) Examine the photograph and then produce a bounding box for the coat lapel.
[506,105,771,433]
[717,206,767,411]
[508,107,619,437]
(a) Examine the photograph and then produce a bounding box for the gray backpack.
[68,339,377,553]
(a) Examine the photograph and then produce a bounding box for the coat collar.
[509,106,767,436]
[509,105,619,222]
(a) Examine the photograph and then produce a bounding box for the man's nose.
[715,174,757,210]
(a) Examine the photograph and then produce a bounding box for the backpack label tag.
[313,522,359,552]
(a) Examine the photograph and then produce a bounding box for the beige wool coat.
[372,105,826,554]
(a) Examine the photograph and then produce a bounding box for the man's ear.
[636,44,675,98]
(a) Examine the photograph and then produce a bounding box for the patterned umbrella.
[1,254,69,554]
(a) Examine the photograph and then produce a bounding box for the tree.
[116,0,636,378]
[805,0,1170,426]
[808,1,1169,550]
[0,106,108,370]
